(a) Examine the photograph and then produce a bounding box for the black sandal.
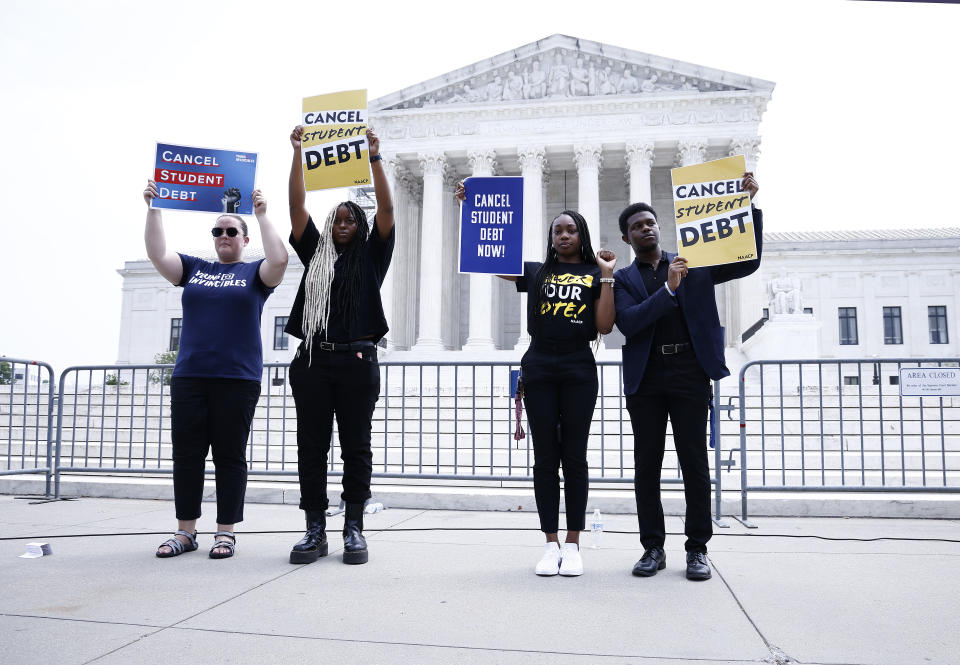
[156,530,198,558]
[209,531,236,559]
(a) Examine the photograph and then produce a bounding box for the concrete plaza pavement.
[1,494,959,665]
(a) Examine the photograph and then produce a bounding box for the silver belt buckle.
[662,344,676,355]
[319,341,335,351]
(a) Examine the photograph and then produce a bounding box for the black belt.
[309,340,376,353]
[657,342,691,355]
[531,339,590,354]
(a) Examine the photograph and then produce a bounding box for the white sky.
[1,0,958,371]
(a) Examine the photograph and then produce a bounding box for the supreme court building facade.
[370,34,771,355]
[116,35,960,369]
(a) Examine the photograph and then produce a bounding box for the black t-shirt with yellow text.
[515,261,602,344]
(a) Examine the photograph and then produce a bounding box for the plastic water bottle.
[363,499,384,514]
[590,508,603,549]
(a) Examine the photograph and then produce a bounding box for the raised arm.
[595,250,617,334]
[288,125,309,242]
[368,128,394,240]
[710,172,763,284]
[253,189,288,288]
[454,178,517,281]
[143,180,183,285]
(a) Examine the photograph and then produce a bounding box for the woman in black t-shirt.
[285,126,395,566]
[457,182,616,576]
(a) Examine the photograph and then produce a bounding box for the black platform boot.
[289,510,328,564]
[342,503,368,565]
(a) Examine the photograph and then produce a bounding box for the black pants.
[170,377,261,525]
[290,343,380,512]
[626,350,712,553]
[522,346,598,533]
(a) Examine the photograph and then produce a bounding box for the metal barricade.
[0,357,56,495]
[50,360,728,520]
[736,358,960,523]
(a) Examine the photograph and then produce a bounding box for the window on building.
[883,306,903,345]
[169,318,182,352]
[929,306,949,344]
[889,375,899,386]
[274,316,289,351]
[762,308,769,320]
[803,307,813,315]
[838,307,858,345]
[843,376,859,386]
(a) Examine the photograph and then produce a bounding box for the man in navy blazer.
[614,173,761,581]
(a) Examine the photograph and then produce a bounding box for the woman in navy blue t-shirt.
[143,182,288,559]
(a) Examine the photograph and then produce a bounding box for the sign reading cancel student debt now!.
[301,89,371,191]
[670,154,755,268]
[152,143,258,214]
[459,176,524,275]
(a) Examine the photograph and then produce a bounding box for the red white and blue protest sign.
[151,143,258,214]
[458,176,524,276]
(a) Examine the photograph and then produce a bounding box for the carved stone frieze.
[385,47,745,110]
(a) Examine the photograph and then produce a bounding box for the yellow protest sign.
[670,154,756,268]
[301,89,371,191]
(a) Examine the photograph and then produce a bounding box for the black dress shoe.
[632,547,666,577]
[685,551,712,580]
[342,503,368,565]
[290,510,328,564]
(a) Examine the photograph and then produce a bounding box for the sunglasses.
[211,227,242,238]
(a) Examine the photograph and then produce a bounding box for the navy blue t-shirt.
[173,255,274,381]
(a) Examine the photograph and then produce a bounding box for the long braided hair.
[302,201,370,362]
[531,210,600,341]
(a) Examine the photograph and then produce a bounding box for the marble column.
[380,156,402,348]
[728,137,762,347]
[413,152,447,351]
[515,146,547,350]
[625,141,654,261]
[442,169,462,349]
[729,136,762,174]
[677,139,707,167]
[625,141,654,204]
[463,149,498,351]
[573,144,602,246]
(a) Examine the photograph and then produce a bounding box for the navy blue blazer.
[614,207,763,395]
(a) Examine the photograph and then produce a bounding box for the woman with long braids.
[456,181,616,576]
[285,126,394,566]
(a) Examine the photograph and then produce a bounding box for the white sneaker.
[559,542,583,576]
[535,542,562,576]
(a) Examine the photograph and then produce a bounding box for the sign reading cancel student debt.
[152,143,258,214]
[459,176,524,275]
[301,89,370,191]
[670,154,755,268]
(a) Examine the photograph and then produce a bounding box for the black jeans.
[626,349,712,553]
[290,343,380,512]
[521,346,598,533]
[170,377,261,525]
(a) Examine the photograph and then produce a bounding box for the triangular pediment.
[371,34,773,111]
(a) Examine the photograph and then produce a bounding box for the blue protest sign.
[458,176,524,275]
[152,143,258,214]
